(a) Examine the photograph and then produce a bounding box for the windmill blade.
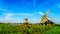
[45,10,50,15]
[46,17,52,20]
[38,12,44,15]
[38,12,45,23]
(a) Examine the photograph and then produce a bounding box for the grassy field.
[0,23,60,34]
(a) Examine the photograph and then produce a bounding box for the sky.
[0,0,60,24]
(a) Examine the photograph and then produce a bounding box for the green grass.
[0,23,60,34]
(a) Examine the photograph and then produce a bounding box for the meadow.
[0,23,60,34]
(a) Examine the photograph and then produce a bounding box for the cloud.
[2,13,34,20]
[4,13,13,19]
[19,13,34,16]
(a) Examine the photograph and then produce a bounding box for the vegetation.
[0,23,60,34]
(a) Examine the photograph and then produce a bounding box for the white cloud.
[3,13,34,23]
[1,13,34,20]
[19,13,34,16]
[4,13,13,19]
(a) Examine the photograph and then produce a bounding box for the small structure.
[24,17,28,24]
[23,17,32,25]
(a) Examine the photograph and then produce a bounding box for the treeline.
[0,23,60,34]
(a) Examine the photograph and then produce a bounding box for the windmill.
[24,16,28,24]
[39,10,54,25]
[23,16,32,25]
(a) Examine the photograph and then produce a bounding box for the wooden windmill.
[39,10,54,25]
[24,17,28,24]
[23,16,32,25]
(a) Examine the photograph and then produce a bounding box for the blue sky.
[0,0,60,23]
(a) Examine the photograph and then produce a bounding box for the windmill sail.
[39,12,44,15]
[45,10,50,16]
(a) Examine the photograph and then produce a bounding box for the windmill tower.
[23,16,29,25]
[39,10,54,25]
[24,17,28,23]
[23,16,32,25]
